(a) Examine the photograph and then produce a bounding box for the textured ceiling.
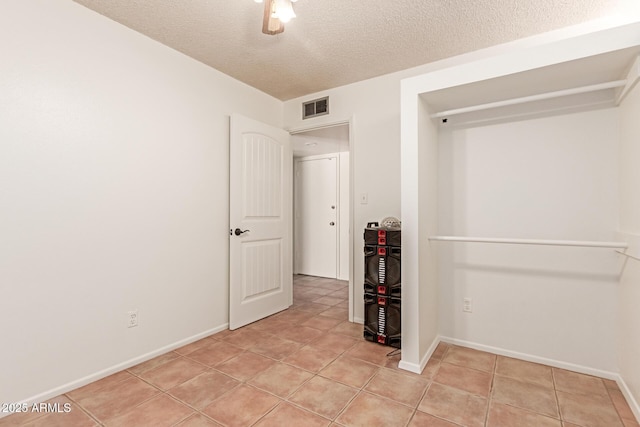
[72,0,639,100]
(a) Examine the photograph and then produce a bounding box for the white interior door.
[295,156,338,278]
[229,114,292,330]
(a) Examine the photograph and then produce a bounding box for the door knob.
[234,228,250,236]
[329,222,335,226]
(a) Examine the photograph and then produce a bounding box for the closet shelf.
[429,236,628,249]
[430,79,627,119]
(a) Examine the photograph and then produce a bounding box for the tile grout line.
[246,398,285,427]
[404,379,432,427]
[280,339,372,423]
[64,372,165,426]
[126,351,260,426]
[482,354,498,427]
[62,393,104,427]
[418,344,469,427]
[551,366,564,424]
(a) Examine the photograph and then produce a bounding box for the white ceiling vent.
[302,96,329,119]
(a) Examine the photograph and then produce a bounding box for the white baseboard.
[397,360,422,373]
[616,374,640,423]
[352,316,364,324]
[440,336,619,380]
[398,335,440,374]
[6,324,228,416]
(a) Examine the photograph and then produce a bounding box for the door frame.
[288,117,355,322]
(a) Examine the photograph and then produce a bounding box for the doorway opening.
[291,123,353,321]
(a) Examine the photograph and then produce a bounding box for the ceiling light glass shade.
[273,0,296,23]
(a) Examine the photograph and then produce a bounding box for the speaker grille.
[364,294,401,348]
[364,245,401,287]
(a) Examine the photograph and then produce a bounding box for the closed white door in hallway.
[295,156,338,278]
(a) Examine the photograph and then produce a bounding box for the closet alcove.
[398,23,640,418]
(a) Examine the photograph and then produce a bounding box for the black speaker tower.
[363,222,401,348]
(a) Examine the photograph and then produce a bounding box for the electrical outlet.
[463,298,472,313]
[127,310,138,328]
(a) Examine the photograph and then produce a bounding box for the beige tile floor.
[2,275,638,427]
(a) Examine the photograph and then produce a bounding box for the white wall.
[618,83,640,412]
[437,108,620,373]
[0,0,282,405]
[398,94,441,372]
[417,99,441,363]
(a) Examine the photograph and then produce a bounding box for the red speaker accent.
[364,225,401,247]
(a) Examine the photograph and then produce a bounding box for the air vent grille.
[302,96,329,119]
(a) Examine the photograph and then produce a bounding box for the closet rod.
[429,236,628,249]
[430,80,627,119]
[615,250,640,261]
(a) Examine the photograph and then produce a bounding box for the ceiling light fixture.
[254,0,298,35]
